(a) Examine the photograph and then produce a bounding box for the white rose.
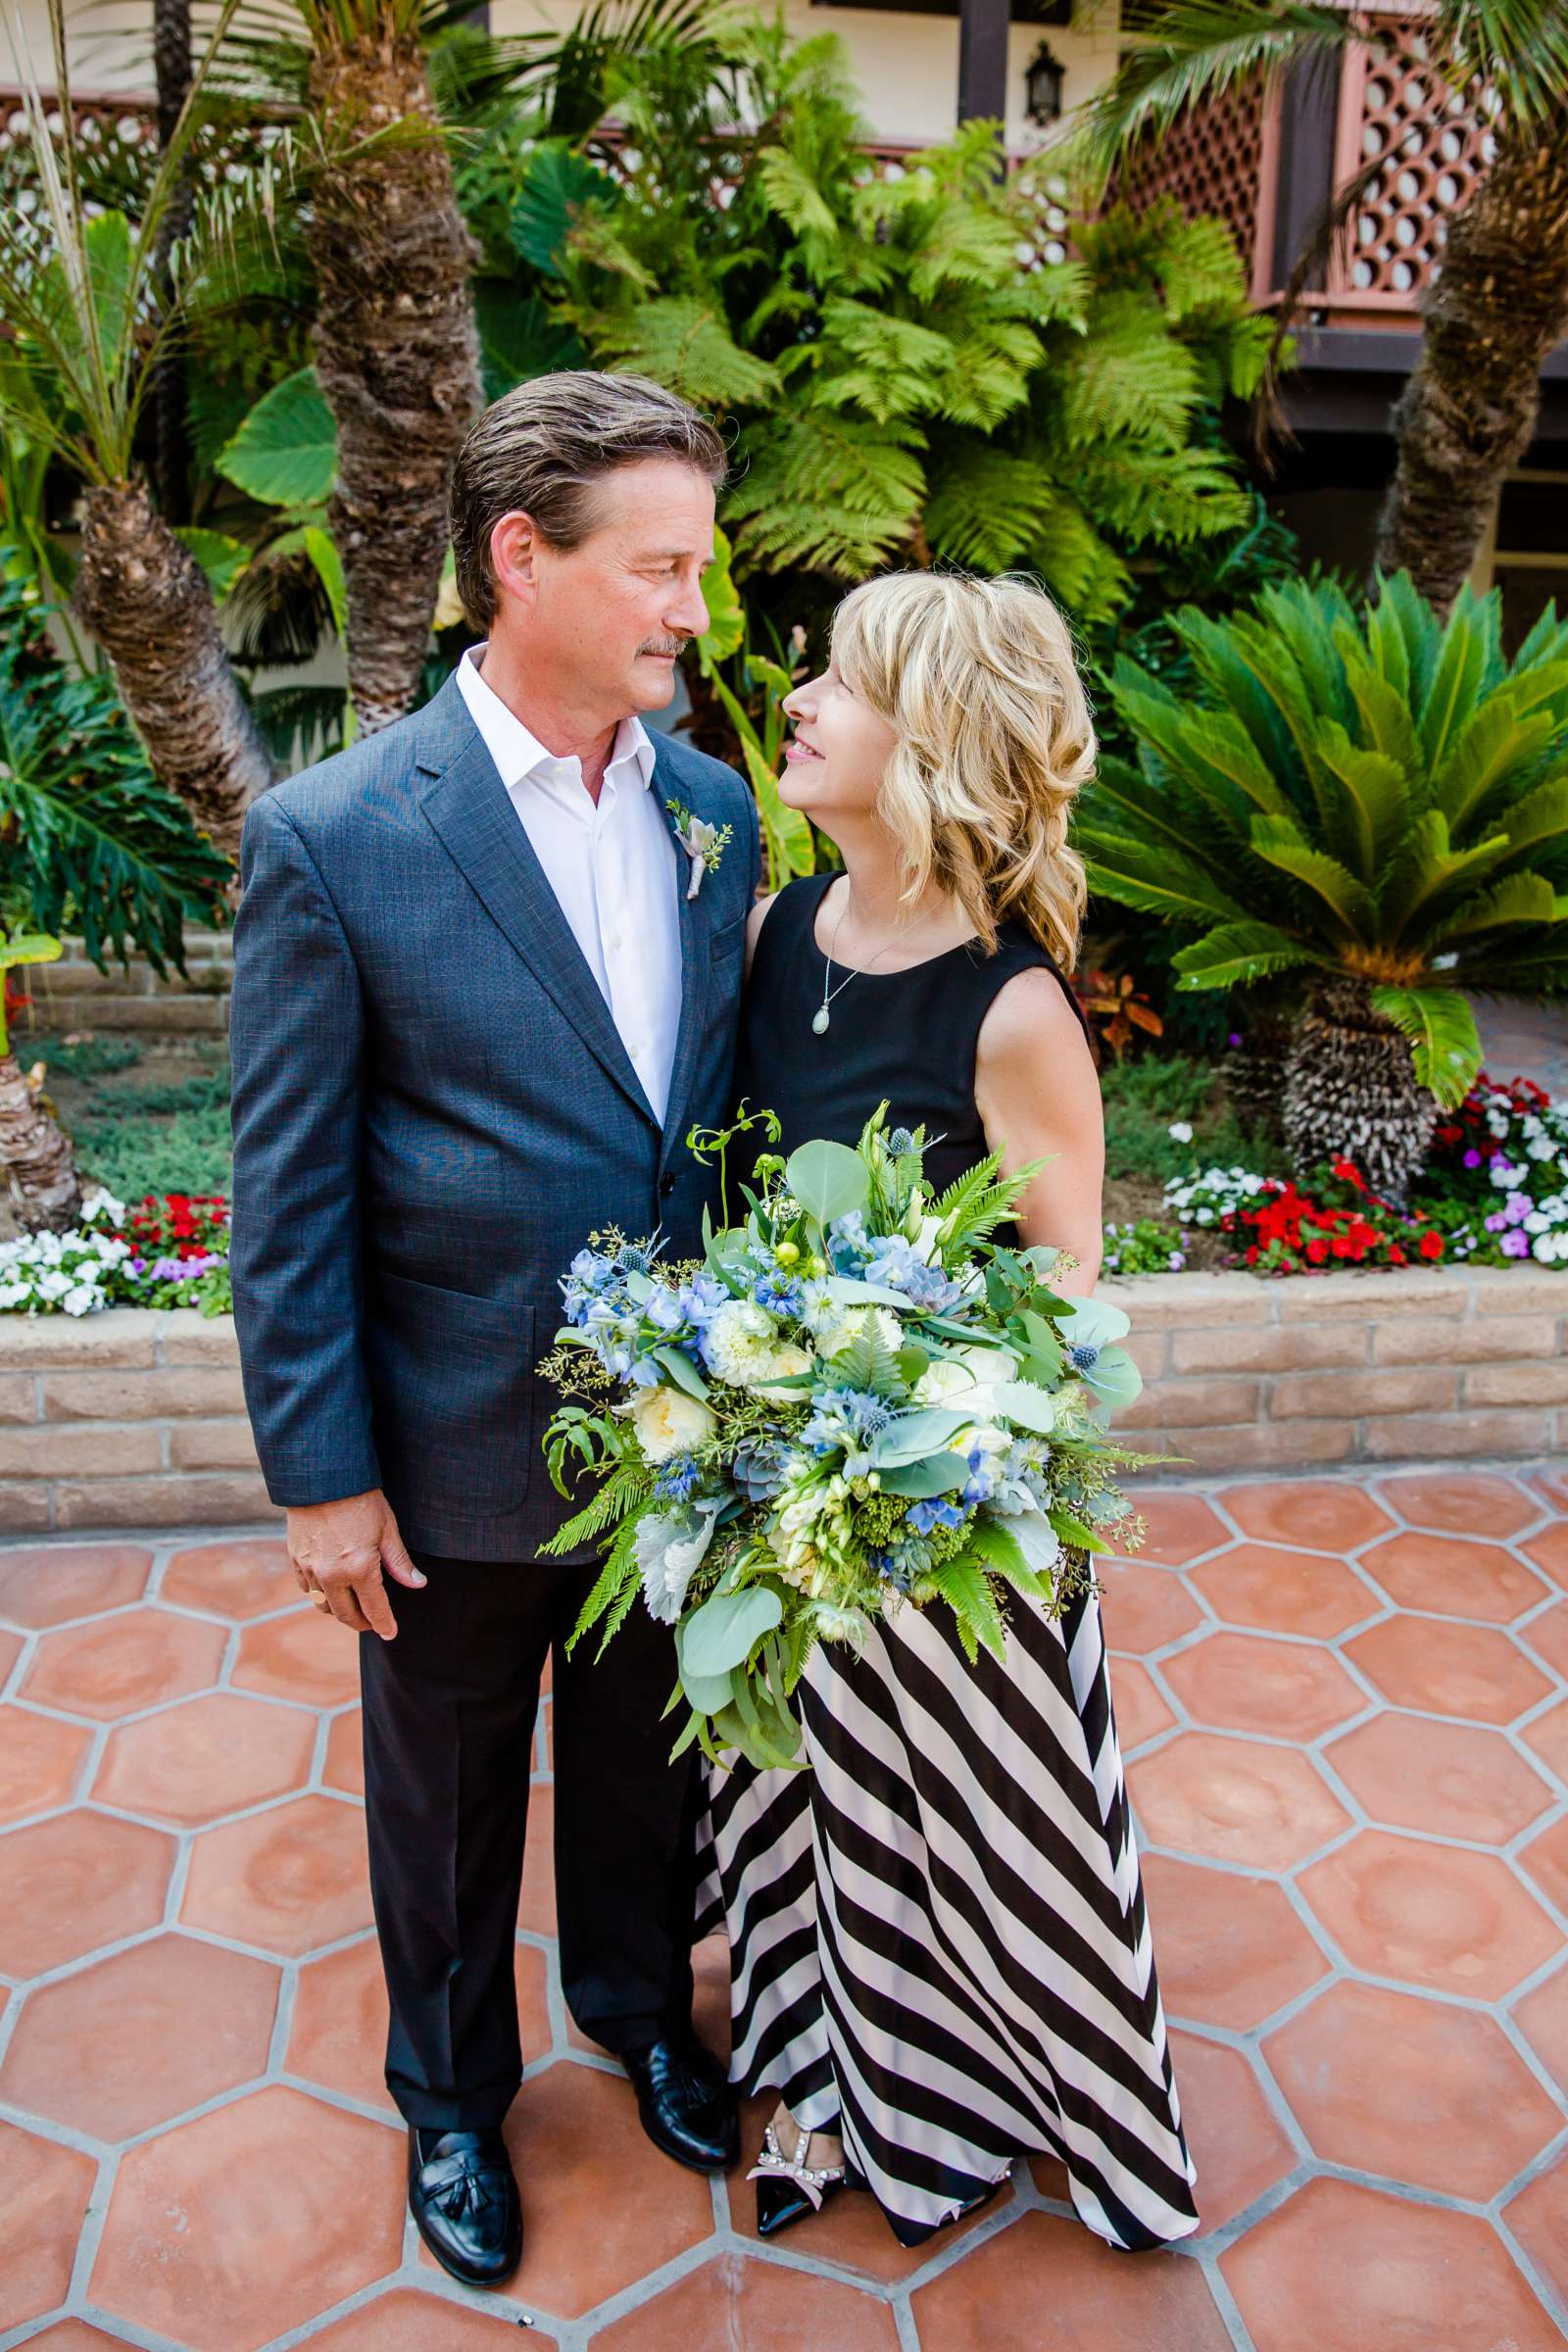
[629,1385,717,1463]
[756,1343,812,1402]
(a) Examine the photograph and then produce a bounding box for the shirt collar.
[457,644,658,795]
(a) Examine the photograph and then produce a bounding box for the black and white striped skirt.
[694,1584,1200,2249]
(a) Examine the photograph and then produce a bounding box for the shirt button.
[608,931,622,950]
[661,1174,677,1198]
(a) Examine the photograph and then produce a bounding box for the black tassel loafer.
[407,2127,522,2288]
[622,2034,740,2173]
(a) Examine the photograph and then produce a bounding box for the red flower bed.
[1227,1161,1446,1274]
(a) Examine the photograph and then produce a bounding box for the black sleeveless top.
[732,872,1090,1206]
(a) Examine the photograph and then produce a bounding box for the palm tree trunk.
[0,1054,80,1234]
[306,35,483,736]
[1374,123,1568,612]
[151,0,196,526]
[73,480,273,857]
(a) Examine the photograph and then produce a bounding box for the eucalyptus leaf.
[991,1380,1059,1434]
[825,1275,913,1309]
[678,1663,736,1715]
[678,1585,784,1678]
[785,1139,869,1230]
[651,1346,710,1401]
[871,1408,971,1467]
[878,1454,967,1496]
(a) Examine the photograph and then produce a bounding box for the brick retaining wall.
[0,1270,1562,1531]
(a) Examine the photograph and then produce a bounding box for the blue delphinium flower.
[825,1211,873,1276]
[561,1248,618,1327]
[862,1233,966,1314]
[907,1495,968,1537]
[960,1445,995,1507]
[677,1272,727,1331]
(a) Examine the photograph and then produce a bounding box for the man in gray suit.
[229,372,756,2287]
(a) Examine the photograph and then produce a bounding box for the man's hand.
[286,1490,426,1640]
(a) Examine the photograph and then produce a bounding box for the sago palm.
[1078,0,1568,612]
[0,0,275,851]
[1079,573,1568,1198]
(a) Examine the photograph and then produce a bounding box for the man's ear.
[490,512,540,609]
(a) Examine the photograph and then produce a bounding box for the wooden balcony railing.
[1115,9,1494,329]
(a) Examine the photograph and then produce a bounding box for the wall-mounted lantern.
[1023,39,1065,126]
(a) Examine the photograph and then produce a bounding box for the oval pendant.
[811,1006,831,1036]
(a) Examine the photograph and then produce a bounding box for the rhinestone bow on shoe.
[746,2120,848,2211]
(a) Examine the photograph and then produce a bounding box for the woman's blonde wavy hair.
[829,569,1094,973]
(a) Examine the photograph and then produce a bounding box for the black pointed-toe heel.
[750,2120,847,2238]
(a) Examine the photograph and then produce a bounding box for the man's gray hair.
[450,370,728,629]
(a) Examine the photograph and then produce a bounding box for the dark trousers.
[360,1552,699,2130]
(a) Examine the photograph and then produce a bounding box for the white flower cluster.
[0,1192,133,1317]
[1473,1090,1568,1264]
[1162,1166,1271,1228]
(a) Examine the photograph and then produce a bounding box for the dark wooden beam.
[956,0,1010,124]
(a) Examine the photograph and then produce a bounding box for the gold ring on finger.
[309,1589,330,1610]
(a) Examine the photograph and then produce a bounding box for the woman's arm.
[744,891,777,980]
[973,966,1104,1297]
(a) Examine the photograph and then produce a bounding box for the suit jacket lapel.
[657,745,722,1164]
[415,677,660,1129]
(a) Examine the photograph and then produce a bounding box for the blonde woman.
[697,570,1200,2253]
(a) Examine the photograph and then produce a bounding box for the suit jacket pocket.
[366,1273,536,1519]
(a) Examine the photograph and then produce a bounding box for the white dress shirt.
[456,646,683,1125]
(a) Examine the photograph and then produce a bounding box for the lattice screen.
[1108,80,1268,286]
[1329,19,1495,308]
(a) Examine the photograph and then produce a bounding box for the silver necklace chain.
[812,891,937,1036]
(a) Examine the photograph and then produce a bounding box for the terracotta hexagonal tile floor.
[1263,1981,1562,2199]
[0,1701,91,1824]
[160,1538,297,1619]
[0,1542,150,1628]
[231,1606,362,1706]
[1189,1544,1379,1638]
[1358,1529,1550,1621]
[1141,1855,1330,2028]
[1098,1558,1204,1653]
[4,1470,1568,2350]
[303,2287,558,2348]
[0,2120,97,2332]
[91,2083,405,2351]
[1345,1614,1552,1723]
[0,1934,278,2139]
[94,1690,317,1824]
[1159,1630,1365,1740]
[1326,1711,1554,1844]
[0,1807,174,1977]
[1299,1830,1560,1999]
[1224,1481,1394,1553]
[912,2209,1235,2350]
[591,2251,902,2349]
[180,1791,373,1954]
[1220,2177,1564,2352]
[21,1606,227,1721]
[1129,1731,1351,1869]
[1375,1469,1540,1540]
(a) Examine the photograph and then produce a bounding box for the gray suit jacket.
[228,671,759,1559]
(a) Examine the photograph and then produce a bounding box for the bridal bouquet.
[539,1107,1148,1770]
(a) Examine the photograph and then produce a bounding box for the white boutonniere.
[666,801,734,901]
